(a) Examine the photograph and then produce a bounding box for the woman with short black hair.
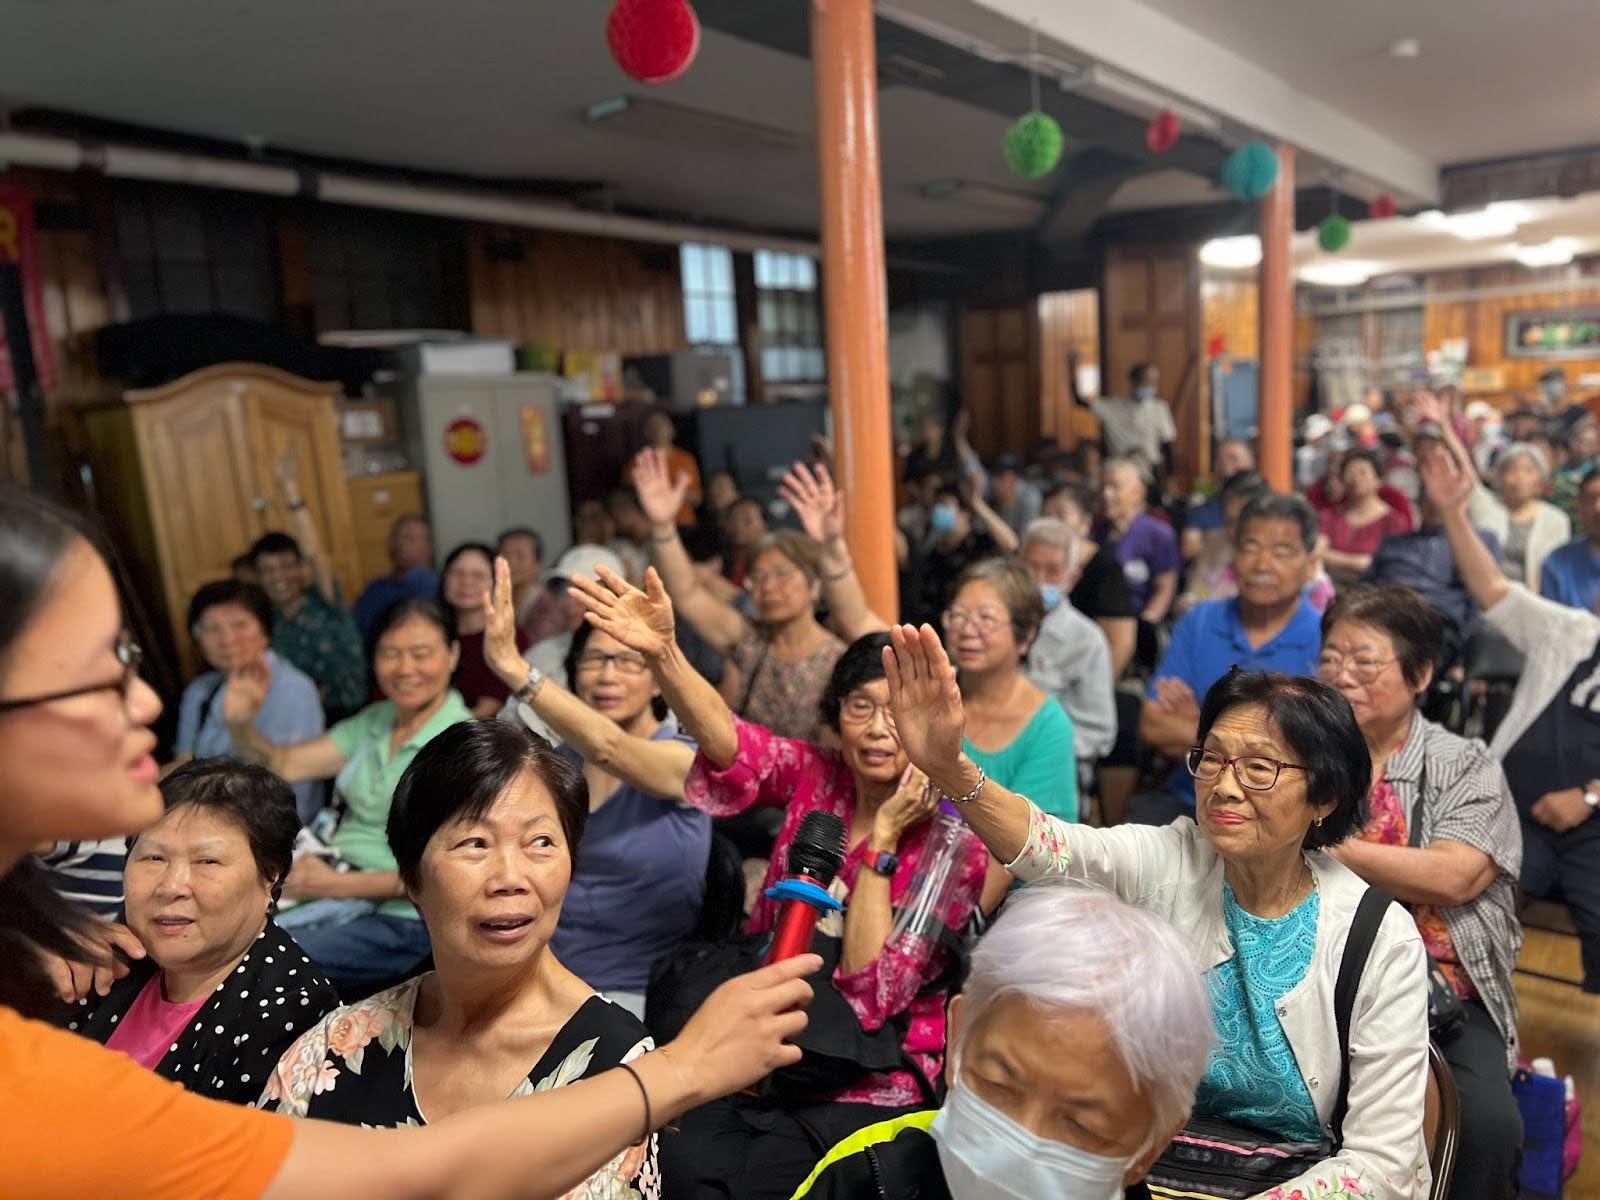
[885,622,1433,1200]
[70,760,339,1103]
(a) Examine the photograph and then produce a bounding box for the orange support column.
[812,0,898,618]
[1258,143,1295,491]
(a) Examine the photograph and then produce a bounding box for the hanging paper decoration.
[1219,142,1279,201]
[1318,214,1352,253]
[1206,332,1227,359]
[1003,111,1064,179]
[1145,109,1181,154]
[606,0,701,85]
[1369,193,1397,220]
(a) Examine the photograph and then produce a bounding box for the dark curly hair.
[819,633,894,732]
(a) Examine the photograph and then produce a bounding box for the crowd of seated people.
[23,378,1600,1200]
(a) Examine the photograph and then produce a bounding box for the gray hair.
[1020,517,1080,575]
[959,879,1213,1143]
[1104,457,1152,494]
[1496,441,1551,482]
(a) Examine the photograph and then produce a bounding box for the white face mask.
[930,1078,1134,1200]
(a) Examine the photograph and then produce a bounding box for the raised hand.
[778,460,845,544]
[568,565,677,660]
[662,954,817,1102]
[222,659,271,726]
[632,448,692,528]
[484,557,529,688]
[882,623,968,784]
[1419,413,1477,515]
[273,443,302,498]
[1410,389,1446,429]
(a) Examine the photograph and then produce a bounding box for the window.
[305,209,460,332]
[755,249,824,384]
[113,184,276,321]
[680,243,737,345]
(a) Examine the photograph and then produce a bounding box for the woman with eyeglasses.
[881,622,1432,1200]
[1317,584,1523,1200]
[480,557,710,1019]
[0,486,821,1200]
[569,566,990,1200]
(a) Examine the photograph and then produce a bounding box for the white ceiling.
[1140,0,1600,165]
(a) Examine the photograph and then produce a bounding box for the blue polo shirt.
[1149,597,1324,806]
[1540,539,1600,614]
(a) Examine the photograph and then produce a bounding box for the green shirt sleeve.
[328,702,386,760]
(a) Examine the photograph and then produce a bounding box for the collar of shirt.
[1221,596,1323,658]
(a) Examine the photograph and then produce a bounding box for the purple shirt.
[1101,513,1180,613]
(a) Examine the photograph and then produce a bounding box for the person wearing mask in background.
[1132,493,1323,827]
[1068,351,1175,488]
[1465,401,1506,476]
[986,452,1042,537]
[1097,460,1180,637]
[905,482,1017,630]
[1473,442,1571,590]
[172,579,325,822]
[791,881,1213,1200]
[1538,366,1569,413]
[1541,467,1600,613]
[623,410,702,529]
[1318,448,1413,587]
[1044,483,1137,679]
[1549,414,1599,526]
[440,542,529,720]
[897,465,946,549]
[1295,413,1335,490]
[350,514,437,639]
[1180,439,1256,561]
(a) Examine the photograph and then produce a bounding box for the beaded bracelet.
[941,764,987,806]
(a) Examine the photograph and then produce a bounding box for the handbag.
[1146,887,1394,1200]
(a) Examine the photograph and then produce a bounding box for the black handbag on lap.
[1146,887,1394,1200]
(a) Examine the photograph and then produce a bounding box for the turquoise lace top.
[1194,882,1323,1142]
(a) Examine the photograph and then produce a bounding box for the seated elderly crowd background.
[30,381,1597,1200]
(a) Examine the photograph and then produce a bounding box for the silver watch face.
[1586,790,1600,809]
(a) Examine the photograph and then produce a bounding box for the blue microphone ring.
[764,878,843,911]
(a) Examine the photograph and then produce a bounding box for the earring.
[1315,816,1324,828]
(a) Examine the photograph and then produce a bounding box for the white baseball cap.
[1341,403,1372,425]
[1464,400,1497,421]
[544,543,626,585]
[1301,413,1334,441]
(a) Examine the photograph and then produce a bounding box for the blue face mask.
[1039,584,1064,612]
[930,1078,1134,1200]
[930,505,958,535]
[1135,384,1157,403]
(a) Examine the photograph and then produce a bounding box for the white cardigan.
[1468,486,1572,589]
[1008,811,1430,1200]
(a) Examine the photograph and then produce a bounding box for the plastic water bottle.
[886,809,967,959]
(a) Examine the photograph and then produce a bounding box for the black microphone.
[763,810,847,965]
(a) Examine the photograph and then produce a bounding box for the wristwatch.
[513,665,546,707]
[868,850,900,878]
[1583,784,1600,810]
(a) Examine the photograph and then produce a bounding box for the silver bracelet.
[940,764,987,806]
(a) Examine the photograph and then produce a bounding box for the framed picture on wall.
[1504,309,1600,358]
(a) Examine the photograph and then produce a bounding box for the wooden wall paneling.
[1036,289,1099,448]
[346,470,423,585]
[959,303,1038,462]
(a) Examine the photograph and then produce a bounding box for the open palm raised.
[567,564,677,659]
[631,447,692,527]
[882,623,968,782]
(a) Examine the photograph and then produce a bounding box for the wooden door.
[1102,245,1204,487]
[959,304,1038,462]
[346,470,424,586]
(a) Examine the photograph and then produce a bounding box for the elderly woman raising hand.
[882,622,1432,1200]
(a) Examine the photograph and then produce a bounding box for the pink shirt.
[104,974,207,1071]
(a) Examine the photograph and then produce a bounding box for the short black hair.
[155,760,298,903]
[1339,448,1383,482]
[1581,465,1600,495]
[186,579,274,638]
[1539,367,1566,385]
[606,485,644,513]
[496,527,544,561]
[1235,492,1318,553]
[368,596,457,665]
[1219,469,1268,501]
[819,633,893,732]
[1195,669,1368,850]
[1044,481,1096,522]
[441,541,496,578]
[387,720,588,889]
[1129,361,1154,389]
[248,531,301,564]
[1322,584,1443,688]
[563,620,667,720]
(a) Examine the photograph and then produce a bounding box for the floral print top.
[259,976,658,1199]
[685,718,989,1108]
[729,625,845,744]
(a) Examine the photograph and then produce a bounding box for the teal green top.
[327,689,474,919]
[962,697,1077,822]
[1195,882,1323,1142]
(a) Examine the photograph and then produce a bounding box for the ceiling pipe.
[0,130,822,258]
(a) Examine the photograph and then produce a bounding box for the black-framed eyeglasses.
[574,650,650,677]
[0,630,143,713]
[1185,746,1306,791]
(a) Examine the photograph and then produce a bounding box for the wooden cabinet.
[346,471,424,586]
[80,363,360,679]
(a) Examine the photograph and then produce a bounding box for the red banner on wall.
[0,186,58,391]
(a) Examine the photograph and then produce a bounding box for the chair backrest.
[693,833,748,944]
[1424,1040,1461,1198]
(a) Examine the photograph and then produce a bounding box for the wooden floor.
[1516,927,1600,1199]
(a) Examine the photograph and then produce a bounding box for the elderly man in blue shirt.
[1129,492,1325,826]
[1541,466,1600,614]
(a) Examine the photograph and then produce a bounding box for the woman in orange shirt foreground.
[0,487,816,1200]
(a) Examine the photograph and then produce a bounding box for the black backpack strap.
[1330,886,1394,1148]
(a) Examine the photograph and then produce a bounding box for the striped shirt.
[36,839,127,918]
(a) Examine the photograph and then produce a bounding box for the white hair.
[959,878,1213,1141]
[1020,517,1080,575]
[1496,440,1551,482]
[1104,457,1152,495]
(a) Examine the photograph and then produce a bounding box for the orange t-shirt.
[0,1005,293,1197]
[623,446,703,527]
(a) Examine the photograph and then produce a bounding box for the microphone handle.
[765,895,825,965]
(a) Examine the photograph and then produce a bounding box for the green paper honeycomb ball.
[1003,111,1064,180]
[1318,214,1352,253]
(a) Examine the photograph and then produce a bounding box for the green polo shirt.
[272,587,369,719]
[327,689,474,919]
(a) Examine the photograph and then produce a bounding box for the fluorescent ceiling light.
[1415,202,1528,240]
[918,179,1044,215]
[1298,261,1377,287]
[1199,235,1262,270]
[1513,238,1577,268]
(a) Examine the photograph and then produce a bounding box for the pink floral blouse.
[685,718,989,1108]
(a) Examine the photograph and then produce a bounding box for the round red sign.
[443,416,487,466]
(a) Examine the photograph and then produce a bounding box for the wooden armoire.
[79,363,362,680]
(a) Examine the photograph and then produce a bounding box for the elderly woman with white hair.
[1470,441,1571,588]
[791,880,1213,1200]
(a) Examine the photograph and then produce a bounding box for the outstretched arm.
[223,660,348,783]
[779,460,890,641]
[1417,392,1509,612]
[633,449,746,654]
[274,446,339,604]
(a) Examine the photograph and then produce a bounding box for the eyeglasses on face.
[1315,653,1396,686]
[1185,747,1306,791]
[575,650,650,677]
[0,630,144,713]
[942,608,1007,636]
[745,564,803,592]
[839,695,896,728]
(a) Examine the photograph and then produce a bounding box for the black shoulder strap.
[1330,886,1394,1147]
